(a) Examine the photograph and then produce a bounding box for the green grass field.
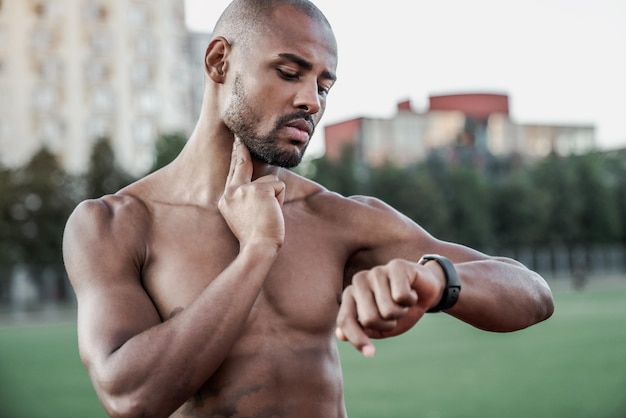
[1,284,625,418]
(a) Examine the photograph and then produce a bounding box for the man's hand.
[335,259,445,357]
[218,138,286,250]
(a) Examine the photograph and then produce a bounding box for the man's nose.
[294,79,321,115]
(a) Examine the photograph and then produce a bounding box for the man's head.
[213,0,332,53]
[205,0,338,168]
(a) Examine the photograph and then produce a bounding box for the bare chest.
[140,204,349,333]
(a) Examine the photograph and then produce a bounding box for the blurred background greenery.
[1,134,624,311]
[1,283,624,417]
[1,133,625,417]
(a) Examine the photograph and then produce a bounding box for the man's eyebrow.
[278,53,337,81]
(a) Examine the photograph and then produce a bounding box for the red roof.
[428,93,509,120]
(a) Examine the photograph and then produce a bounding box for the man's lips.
[284,119,314,139]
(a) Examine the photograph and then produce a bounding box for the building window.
[136,90,157,115]
[0,87,7,109]
[30,28,56,50]
[32,0,61,20]
[170,0,185,24]
[35,57,63,82]
[87,116,111,140]
[84,60,109,83]
[40,117,65,147]
[136,36,156,56]
[129,3,150,26]
[32,0,48,17]
[83,1,108,21]
[89,30,111,54]
[32,85,59,112]
[0,118,13,146]
[91,87,115,112]
[171,62,190,85]
[130,62,152,86]
[133,118,155,145]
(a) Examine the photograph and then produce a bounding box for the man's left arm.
[335,196,554,356]
[440,252,554,331]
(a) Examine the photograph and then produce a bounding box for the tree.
[151,133,187,172]
[0,164,17,265]
[9,148,76,302]
[574,153,622,244]
[369,162,416,212]
[442,166,494,250]
[490,169,550,249]
[307,144,366,196]
[11,149,71,263]
[531,155,584,246]
[369,162,450,238]
[604,151,626,244]
[84,138,134,199]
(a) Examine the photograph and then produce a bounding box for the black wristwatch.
[419,254,461,313]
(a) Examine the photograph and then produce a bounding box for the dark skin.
[62,4,554,418]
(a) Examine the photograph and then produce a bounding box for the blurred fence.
[0,244,625,315]
[498,244,626,281]
[0,264,74,313]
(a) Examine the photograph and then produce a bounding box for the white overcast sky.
[184,0,626,155]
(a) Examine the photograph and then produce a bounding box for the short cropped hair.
[213,0,331,50]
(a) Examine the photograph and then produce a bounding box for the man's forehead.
[268,4,336,48]
[260,7,338,67]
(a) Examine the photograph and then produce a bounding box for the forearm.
[91,243,279,417]
[446,257,554,332]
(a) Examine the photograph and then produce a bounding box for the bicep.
[76,274,161,368]
[63,199,161,368]
[346,195,492,269]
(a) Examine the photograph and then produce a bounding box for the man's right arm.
[63,197,280,417]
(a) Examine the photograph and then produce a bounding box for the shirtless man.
[62,1,554,417]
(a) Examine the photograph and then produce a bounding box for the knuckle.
[336,312,353,329]
[371,265,386,277]
[393,292,414,306]
[351,273,367,287]
[379,306,401,320]
[359,315,378,329]
[388,258,408,270]
[373,272,387,287]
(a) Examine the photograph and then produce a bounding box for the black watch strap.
[419,254,461,313]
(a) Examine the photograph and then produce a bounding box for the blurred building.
[324,93,596,167]
[187,30,212,122]
[0,0,210,175]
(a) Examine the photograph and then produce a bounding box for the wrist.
[419,254,461,313]
[239,240,280,261]
[422,259,446,306]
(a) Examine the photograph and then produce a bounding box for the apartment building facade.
[0,0,201,175]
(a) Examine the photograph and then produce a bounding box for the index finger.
[226,137,253,188]
[336,290,376,357]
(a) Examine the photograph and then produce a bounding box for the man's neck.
[163,121,284,207]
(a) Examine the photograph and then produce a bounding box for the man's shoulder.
[285,172,357,210]
[65,191,151,244]
[74,192,149,221]
[62,192,152,288]
[287,173,403,221]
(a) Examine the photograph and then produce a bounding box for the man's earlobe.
[205,37,230,83]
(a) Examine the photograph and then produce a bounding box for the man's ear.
[205,36,230,83]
